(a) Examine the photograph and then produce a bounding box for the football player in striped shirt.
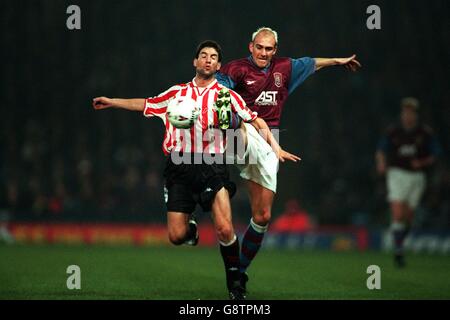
[93,40,290,299]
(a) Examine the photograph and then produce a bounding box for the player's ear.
[216,62,221,71]
[193,58,198,68]
[248,42,254,53]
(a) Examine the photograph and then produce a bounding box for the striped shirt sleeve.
[143,85,180,119]
[229,90,258,123]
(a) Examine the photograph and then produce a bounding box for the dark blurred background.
[0,0,448,228]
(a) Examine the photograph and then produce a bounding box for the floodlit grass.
[1,244,449,300]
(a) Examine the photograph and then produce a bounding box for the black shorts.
[163,154,236,213]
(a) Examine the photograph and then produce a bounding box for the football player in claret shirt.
[92,40,295,300]
[376,97,441,267]
[216,26,361,295]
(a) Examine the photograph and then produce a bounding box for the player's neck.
[194,75,215,88]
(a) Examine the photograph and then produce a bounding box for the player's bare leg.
[211,188,235,243]
[247,180,274,226]
[167,212,197,246]
[211,187,244,300]
[404,205,415,225]
[390,201,410,267]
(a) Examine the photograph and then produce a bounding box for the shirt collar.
[191,78,217,96]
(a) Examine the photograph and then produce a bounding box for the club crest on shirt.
[273,72,282,88]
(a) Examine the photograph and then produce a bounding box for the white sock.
[250,218,268,233]
[391,222,406,232]
[219,234,237,247]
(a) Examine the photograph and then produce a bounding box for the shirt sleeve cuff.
[244,112,258,123]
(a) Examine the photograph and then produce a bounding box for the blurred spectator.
[272,199,315,233]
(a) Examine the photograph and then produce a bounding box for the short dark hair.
[195,40,222,62]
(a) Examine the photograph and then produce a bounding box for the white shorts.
[387,167,426,209]
[233,123,279,193]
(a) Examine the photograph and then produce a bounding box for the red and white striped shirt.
[143,79,257,155]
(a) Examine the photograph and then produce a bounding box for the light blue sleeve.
[429,136,442,157]
[216,72,236,89]
[288,57,316,94]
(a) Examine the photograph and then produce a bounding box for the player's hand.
[376,162,386,175]
[279,149,301,163]
[335,54,361,72]
[92,97,115,110]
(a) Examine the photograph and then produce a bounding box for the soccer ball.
[166,96,200,129]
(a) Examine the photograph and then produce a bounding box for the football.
[166,96,200,129]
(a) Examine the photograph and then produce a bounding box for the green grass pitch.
[1,244,449,300]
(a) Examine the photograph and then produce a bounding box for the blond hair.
[252,27,278,45]
[401,97,420,111]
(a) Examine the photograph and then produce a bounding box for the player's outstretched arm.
[92,97,145,111]
[250,117,301,163]
[314,54,362,72]
[279,149,301,163]
[375,150,387,175]
[411,156,436,170]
